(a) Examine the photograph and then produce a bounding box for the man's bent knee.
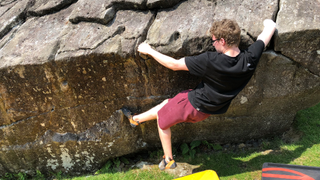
[162,99,169,105]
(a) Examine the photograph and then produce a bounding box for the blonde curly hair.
[209,19,241,47]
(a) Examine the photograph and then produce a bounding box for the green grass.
[66,167,175,180]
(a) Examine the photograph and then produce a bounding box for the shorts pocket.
[177,97,187,104]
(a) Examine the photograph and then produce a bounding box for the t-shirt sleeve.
[247,40,265,66]
[185,52,209,77]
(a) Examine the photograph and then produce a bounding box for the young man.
[122,19,276,170]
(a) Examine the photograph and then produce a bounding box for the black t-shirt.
[185,40,265,114]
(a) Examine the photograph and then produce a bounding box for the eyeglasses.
[212,39,220,44]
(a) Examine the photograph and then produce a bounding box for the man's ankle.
[133,115,139,121]
[165,156,172,163]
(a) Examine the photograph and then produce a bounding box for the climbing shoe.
[121,107,140,127]
[159,156,177,170]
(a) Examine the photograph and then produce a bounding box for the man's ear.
[220,38,226,46]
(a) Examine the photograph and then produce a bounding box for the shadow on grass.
[184,102,320,178]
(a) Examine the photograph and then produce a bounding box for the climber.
[122,19,276,170]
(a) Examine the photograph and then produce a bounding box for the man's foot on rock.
[159,156,177,170]
[121,107,139,127]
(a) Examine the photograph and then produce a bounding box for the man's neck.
[222,46,240,57]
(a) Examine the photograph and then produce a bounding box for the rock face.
[0,0,319,177]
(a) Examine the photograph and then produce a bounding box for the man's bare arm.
[257,19,277,47]
[137,42,189,71]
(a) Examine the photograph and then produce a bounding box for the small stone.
[134,161,150,169]
[238,143,246,149]
[240,96,248,104]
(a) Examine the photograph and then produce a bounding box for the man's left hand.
[138,42,153,55]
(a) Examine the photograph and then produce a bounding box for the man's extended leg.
[132,99,168,123]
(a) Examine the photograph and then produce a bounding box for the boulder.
[275,0,320,76]
[146,0,183,9]
[0,0,319,177]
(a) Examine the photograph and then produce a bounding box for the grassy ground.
[2,102,320,180]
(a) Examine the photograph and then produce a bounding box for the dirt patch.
[281,127,304,144]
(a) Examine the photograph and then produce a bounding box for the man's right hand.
[257,19,277,48]
[263,19,276,28]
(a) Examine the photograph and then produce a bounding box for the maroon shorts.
[157,90,210,130]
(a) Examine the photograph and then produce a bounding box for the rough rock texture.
[0,0,319,177]
[275,0,320,76]
[0,0,32,39]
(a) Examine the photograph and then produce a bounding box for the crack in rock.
[0,0,31,39]
[0,25,20,50]
[0,0,19,7]
[27,0,78,17]
[57,9,155,60]
[0,0,17,17]
[68,0,184,26]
